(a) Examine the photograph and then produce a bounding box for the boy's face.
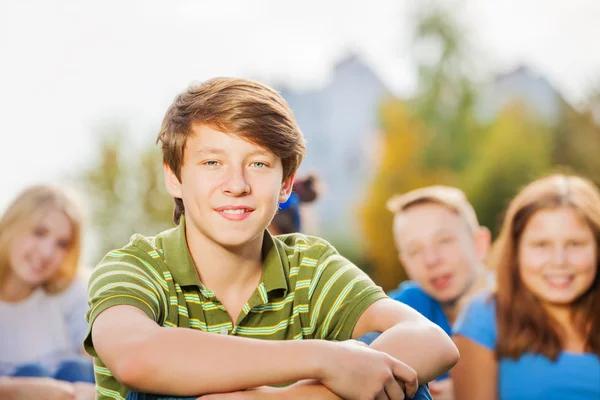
[394,202,487,304]
[165,124,294,249]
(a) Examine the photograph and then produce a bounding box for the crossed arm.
[93,298,458,398]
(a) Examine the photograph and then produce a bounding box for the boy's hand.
[320,340,418,400]
[428,378,453,400]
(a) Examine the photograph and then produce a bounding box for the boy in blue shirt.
[387,186,490,399]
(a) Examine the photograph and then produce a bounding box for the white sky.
[1,0,600,213]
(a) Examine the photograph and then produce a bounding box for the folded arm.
[352,298,460,383]
[198,298,459,399]
[92,305,332,396]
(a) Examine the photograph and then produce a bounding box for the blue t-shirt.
[388,281,451,380]
[453,292,600,400]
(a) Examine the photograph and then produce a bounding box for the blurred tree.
[359,100,450,290]
[410,1,481,172]
[80,124,173,263]
[461,104,552,233]
[550,96,600,186]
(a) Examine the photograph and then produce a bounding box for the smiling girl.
[452,174,600,400]
[0,185,95,399]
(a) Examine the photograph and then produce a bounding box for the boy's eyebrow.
[194,147,274,159]
[247,149,274,158]
[195,147,226,156]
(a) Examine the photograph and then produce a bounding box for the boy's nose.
[424,248,441,267]
[222,168,250,196]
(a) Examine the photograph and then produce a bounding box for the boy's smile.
[215,205,256,221]
[164,124,294,249]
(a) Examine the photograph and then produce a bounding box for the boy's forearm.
[117,327,332,395]
[369,321,459,383]
[284,380,341,399]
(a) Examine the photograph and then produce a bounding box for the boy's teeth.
[223,209,246,214]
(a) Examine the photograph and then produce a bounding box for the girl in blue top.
[453,174,600,400]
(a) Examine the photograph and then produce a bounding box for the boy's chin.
[429,288,462,305]
[212,230,265,249]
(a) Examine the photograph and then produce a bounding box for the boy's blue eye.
[204,161,219,167]
[252,162,266,168]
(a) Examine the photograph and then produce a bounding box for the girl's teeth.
[545,276,571,285]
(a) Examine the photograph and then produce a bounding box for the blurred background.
[2,0,599,291]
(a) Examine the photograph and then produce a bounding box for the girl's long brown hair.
[490,174,600,360]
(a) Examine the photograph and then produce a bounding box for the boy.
[387,186,491,399]
[84,78,459,400]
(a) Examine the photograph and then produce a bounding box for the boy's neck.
[443,268,488,324]
[185,224,264,299]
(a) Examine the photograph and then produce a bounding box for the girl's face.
[8,209,73,289]
[518,207,598,306]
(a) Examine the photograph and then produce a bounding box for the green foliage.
[460,104,552,234]
[550,102,600,186]
[79,124,173,264]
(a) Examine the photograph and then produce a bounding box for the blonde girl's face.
[518,207,598,306]
[8,209,73,289]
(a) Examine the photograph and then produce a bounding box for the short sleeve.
[84,246,169,357]
[306,244,387,341]
[59,276,91,352]
[452,292,497,350]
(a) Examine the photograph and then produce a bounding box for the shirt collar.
[161,215,289,298]
[161,216,202,287]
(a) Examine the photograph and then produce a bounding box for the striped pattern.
[84,224,386,400]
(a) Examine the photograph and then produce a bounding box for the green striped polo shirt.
[84,216,387,400]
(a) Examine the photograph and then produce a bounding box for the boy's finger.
[391,360,418,398]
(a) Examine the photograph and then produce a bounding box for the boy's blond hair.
[387,186,480,234]
[157,77,307,223]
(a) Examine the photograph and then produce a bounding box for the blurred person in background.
[268,173,320,235]
[453,174,600,400]
[0,185,95,400]
[384,186,491,400]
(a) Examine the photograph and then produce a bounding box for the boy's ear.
[475,226,492,262]
[398,251,407,266]
[279,173,296,203]
[163,163,183,199]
